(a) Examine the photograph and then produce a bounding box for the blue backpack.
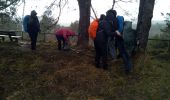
[23,15,30,32]
[117,16,124,33]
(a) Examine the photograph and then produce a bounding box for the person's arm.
[115,30,121,36]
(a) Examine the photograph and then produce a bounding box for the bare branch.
[112,0,133,9]
[91,4,98,19]
[117,0,133,3]
[0,0,21,10]
[46,0,68,29]
[112,0,116,9]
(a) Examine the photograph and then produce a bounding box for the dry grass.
[0,42,170,100]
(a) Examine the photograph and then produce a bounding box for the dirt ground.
[0,42,160,99]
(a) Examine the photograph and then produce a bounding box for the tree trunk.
[136,0,155,52]
[77,0,91,48]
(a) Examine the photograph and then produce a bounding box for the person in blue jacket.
[115,15,133,74]
[27,10,40,50]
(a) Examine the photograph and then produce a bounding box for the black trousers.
[94,40,108,69]
[28,32,38,50]
[56,35,66,50]
[115,36,132,72]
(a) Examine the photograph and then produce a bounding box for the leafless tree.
[136,0,155,52]
[112,0,133,9]
[46,0,68,28]
[77,0,91,47]
[0,0,21,11]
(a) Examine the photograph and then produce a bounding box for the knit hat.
[106,9,117,17]
[31,10,37,16]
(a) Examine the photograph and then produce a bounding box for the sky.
[16,0,170,26]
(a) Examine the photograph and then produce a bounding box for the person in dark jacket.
[27,10,40,50]
[94,14,107,69]
[94,10,117,70]
[107,10,118,60]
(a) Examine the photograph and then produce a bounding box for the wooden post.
[168,40,170,52]
[43,32,46,42]
[21,31,24,40]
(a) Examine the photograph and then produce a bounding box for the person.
[55,28,76,50]
[27,10,40,50]
[115,15,133,74]
[106,10,118,60]
[94,10,117,70]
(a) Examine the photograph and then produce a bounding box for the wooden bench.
[0,35,8,42]
[0,30,22,42]
[11,35,22,42]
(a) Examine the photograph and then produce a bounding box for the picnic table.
[0,30,22,42]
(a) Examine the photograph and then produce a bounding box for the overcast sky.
[16,0,170,26]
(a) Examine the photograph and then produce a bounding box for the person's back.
[27,10,40,34]
[104,9,118,36]
[95,15,107,43]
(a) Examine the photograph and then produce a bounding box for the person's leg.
[94,40,101,68]
[117,37,132,73]
[62,38,70,50]
[56,35,62,50]
[28,32,34,50]
[108,37,116,59]
[31,32,38,50]
[101,43,108,70]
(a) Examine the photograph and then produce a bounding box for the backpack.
[23,15,30,32]
[117,16,124,33]
[123,21,137,55]
[88,19,99,40]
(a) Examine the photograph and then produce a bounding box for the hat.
[106,9,117,16]
[31,10,37,16]
[99,14,106,20]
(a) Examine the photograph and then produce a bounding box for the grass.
[0,42,170,100]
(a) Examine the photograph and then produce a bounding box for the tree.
[77,0,91,47]
[45,0,68,28]
[0,13,21,30]
[40,15,55,33]
[136,0,155,52]
[0,0,20,11]
[161,13,170,52]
